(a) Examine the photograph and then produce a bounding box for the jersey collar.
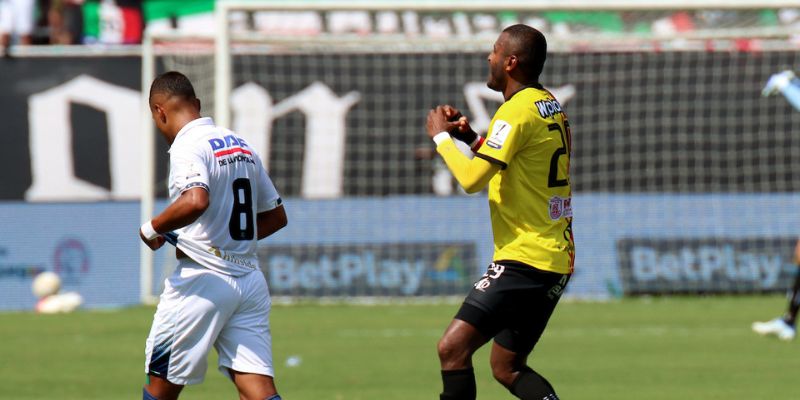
[507,83,544,101]
[172,117,215,146]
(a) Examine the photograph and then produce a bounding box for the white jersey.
[167,117,281,276]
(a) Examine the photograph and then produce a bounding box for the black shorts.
[455,260,570,355]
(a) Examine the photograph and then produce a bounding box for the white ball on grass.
[31,271,61,298]
[35,292,83,314]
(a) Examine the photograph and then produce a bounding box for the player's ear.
[156,105,167,124]
[505,54,518,72]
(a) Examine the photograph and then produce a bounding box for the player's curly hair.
[149,71,197,101]
[502,24,547,83]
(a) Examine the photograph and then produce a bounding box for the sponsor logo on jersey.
[486,119,511,149]
[207,246,257,269]
[208,135,252,157]
[535,99,563,119]
[209,135,256,166]
[549,196,572,220]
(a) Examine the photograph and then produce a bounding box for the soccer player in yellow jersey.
[426,25,573,400]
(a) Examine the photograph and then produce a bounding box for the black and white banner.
[2,50,800,201]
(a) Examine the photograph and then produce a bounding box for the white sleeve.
[255,156,281,213]
[170,146,210,194]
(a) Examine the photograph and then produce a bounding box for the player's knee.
[437,336,455,361]
[490,364,516,388]
[437,335,467,364]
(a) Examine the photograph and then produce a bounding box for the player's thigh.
[145,265,240,385]
[216,270,275,380]
[440,315,491,354]
[492,266,570,355]
[458,262,535,339]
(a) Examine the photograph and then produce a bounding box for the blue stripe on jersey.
[181,182,209,193]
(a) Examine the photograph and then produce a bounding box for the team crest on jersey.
[486,120,511,149]
[549,196,573,220]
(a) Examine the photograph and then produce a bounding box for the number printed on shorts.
[474,263,506,292]
[229,178,254,240]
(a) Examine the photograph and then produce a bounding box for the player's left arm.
[254,154,287,240]
[426,106,501,193]
[435,141,500,193]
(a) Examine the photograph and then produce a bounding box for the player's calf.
[143,388,160,400]
[440,368,477,400]
[508,366,559,400]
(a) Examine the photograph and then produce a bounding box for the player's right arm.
[140,187,210,250]
[140,147,210,250]
[150,188,210,233]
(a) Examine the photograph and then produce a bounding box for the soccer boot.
[752,318,796,341]
[762,70,796,97]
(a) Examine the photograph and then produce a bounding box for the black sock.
[784,267,800,326]
[509,367,559,400]
[440,368,476,400]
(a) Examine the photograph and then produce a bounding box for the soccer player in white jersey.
[139,71,287,400]
[753,70,800,341]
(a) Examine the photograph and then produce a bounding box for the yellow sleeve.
[476,105,524,169]
[436,139,500,194]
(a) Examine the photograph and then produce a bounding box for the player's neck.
[168,112,203,144]
[503,80,539,101]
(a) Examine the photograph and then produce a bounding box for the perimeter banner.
[2,51,800,200]
[617,237,797,295]
[259,242,476,296]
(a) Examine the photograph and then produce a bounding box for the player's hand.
[441,105,478,144]
[426,106,461,139]
[139,230,166,250]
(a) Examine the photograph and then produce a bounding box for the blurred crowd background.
[2,0,800,52]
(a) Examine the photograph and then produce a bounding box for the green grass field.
[1,295,797,399]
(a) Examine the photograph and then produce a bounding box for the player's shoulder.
[496,88,547,120]
[499,87,565,123]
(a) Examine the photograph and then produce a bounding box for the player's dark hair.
[502,24,547,83]
[149,71,197,101]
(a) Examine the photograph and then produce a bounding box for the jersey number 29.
[229,178,254,240]
[547,121,571,188]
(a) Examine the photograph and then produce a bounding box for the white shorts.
[144,260,274,385]
[0,0,35,36]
